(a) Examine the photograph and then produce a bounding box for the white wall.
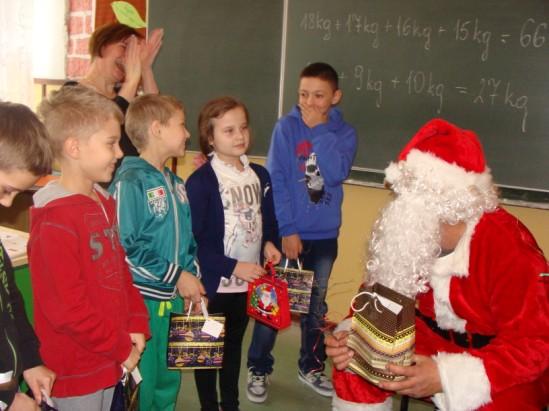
[32,0,67,80]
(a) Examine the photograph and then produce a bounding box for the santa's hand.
[325,331,353,370]
[378,355,442,398]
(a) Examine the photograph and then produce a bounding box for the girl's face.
[209,107,250,168]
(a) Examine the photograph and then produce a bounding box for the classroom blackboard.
[149,0,283,155]
[150,0,548,205]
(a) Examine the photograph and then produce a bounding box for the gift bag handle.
[264,260,277,277]
[186,297,209,319]
[350,291,382,313]
[282,258,303,272]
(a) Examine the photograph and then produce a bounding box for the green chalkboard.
[283,0,548,203]
[150,0,548,204]
[149,0,283,155]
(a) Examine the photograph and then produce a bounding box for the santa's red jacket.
[333,208,549,411]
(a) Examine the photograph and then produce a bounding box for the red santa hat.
[385,118,495,199]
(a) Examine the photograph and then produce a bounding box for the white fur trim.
[432,352,491,411]
[384,162,401,185]
[332,394,392,411]
[430,217,480,332]
[387,150,493,193]
[334,318,352,334]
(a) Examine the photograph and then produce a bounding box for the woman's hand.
[118,35,142,101]
[123,35,142,85]
[141,29,164,69]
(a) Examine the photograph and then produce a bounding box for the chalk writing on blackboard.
[299,12,546,63]
[299,10,543,133]
[345,66,528,132]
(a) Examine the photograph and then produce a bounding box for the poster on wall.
[95,0,147,35]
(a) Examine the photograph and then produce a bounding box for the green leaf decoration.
[111,1,147,29]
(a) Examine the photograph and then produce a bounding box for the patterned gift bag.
[247,262,291,330]
[167,299,225,370]
[275,259,314,314]
[346,283,415,384]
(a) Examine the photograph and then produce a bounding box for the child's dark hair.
[300,62,339,90]
[0,102,53,176]
[198,96,250,155]
[89,23,142,59]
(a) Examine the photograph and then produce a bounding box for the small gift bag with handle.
[275,259,314,314]
[167,298,225,370]
[346,282,415,384]
[247,261,291,330]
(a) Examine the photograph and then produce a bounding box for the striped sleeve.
[112,180,183,289]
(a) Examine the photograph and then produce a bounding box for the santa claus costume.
[332,119,549,411]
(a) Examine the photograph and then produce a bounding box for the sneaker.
[246,367,269,403]
[298,369,333,397]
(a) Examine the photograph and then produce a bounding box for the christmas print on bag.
[247,262,291,330]
[275,259,314,314]
[167,299,225,370]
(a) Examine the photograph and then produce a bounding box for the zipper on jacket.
[163,173,179,266]
[4,329,17,379]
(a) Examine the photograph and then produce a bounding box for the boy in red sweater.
[29,86,150,410]
[0,102,56,411]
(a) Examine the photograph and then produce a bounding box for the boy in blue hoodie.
[246,62,357,402]
[109,94,205,411]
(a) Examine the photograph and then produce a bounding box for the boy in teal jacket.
[110,94,205,411]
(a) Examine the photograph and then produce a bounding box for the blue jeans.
[247,238,338,375]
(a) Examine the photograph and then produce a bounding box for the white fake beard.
[366,192,441,298]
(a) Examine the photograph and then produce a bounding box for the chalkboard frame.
[345,168,549,209]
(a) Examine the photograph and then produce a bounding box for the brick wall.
[66,0,94,79]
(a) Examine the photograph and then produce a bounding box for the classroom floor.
[175,320,433,411]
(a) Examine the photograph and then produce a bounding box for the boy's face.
[159,109,191,158]
[210,106,250,165]
[78,116,122,183]
[298,77,342,116]
[0,169,39,207]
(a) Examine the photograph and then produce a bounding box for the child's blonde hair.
[0,102,53,176]
[125,94,184,151]
[198,96,250,155]
[38,85,123,158]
